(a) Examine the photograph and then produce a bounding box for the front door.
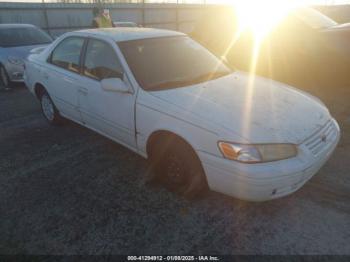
[78,38,136,148]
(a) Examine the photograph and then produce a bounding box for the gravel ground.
[0,85,349,255]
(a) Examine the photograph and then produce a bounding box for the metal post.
[42,0,51,37]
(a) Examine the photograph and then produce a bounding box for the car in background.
[113,21,139,28]
[24,28,340,201]
[0,24,52,90]
[192,6,350,87]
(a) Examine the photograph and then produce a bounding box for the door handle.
[79,87,88,96]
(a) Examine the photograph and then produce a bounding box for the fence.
[0,2,208,37]
[0,2,350,38]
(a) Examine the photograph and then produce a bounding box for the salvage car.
[0,24,52,90]
[192,6,350,86]
[24,28,340,201]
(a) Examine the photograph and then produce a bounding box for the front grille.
[304,120,337,156]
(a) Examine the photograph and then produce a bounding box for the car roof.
[75,27,185,42]
[0,23,36,29]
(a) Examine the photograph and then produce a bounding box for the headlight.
[218,142,297,163]
[8,56,24,65]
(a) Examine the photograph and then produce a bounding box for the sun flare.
[213,0,310,140]
[232,0,304,39]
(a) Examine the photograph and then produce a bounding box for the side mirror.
[101,77,129,93]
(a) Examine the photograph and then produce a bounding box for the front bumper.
[198,119,341,201]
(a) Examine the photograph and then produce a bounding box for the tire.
[0,65,13,90]
[149,136,208,199]
[40,91,62,125]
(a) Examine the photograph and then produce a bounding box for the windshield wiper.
[188,71,231,83]
[148,71,231,91]
[148,79,192,90]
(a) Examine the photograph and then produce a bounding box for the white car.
[24,28,340,201]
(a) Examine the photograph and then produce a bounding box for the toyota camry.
[24,28,340,201]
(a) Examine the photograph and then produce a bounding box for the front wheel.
[40,91,62,125]
[149,137,208,199]
[0,65,13,90]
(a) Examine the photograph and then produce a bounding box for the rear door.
[45,36,85,122]
[78,38,136,148]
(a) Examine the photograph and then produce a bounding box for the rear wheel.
[40,91,62,125]
[0,65,13,90]
[149,136,208,199]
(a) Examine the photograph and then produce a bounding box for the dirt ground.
[0,83,349,255]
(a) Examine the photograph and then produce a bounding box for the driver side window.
[83,39,124,81]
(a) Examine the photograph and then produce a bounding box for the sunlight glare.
[233,0,303,39]
[221,0,309,144]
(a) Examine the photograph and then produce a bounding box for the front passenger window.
[83,39,124,81]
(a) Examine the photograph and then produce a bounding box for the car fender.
[135,95,222,160]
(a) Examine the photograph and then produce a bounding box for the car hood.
[148,72,330,144]
[3,44,48,60]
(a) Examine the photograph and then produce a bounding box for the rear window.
[0,27,52,47]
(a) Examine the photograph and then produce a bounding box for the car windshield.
[0,27,52,47]
[293,7,338,29]
[118,36,232,91]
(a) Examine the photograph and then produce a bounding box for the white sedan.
[24,28,340,201]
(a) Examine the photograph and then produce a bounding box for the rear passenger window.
[83,39,123,81]
[50,37,84,73]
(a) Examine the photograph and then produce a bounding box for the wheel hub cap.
[42,95,54,121]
